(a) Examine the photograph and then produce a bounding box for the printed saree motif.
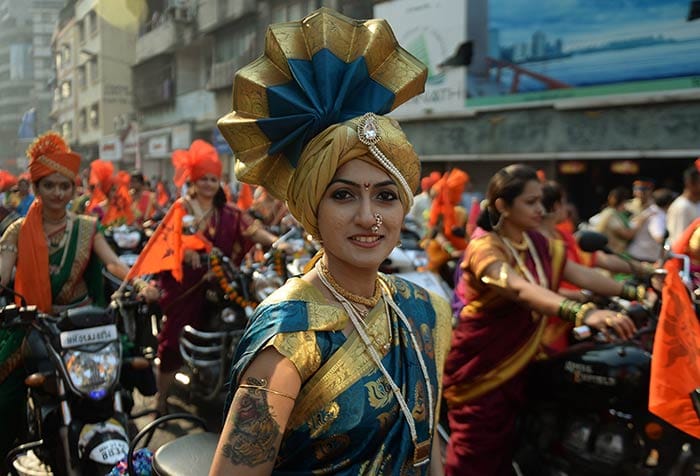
[226,275,452,475]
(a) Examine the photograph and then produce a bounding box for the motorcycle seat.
[153,431,218,476]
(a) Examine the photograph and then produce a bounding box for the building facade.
[0,0,63,171]
[50,0,136,169]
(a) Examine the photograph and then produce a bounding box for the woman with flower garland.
[209,8,452,475]
[143,139,277,415]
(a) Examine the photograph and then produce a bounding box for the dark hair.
[476,164,539,231]
[541,180,563,214]
[188,184,227,209]
[606,186,630,208]
[130,170,145,184]
[683,166,700,186]
[652,188,676,209]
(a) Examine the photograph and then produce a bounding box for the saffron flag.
[649,260,700,438]
[125,200,211,282]
[236,183,253,211]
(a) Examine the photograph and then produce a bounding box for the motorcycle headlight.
[113,231,141,249]
[63,342,121,400]
[253,269,283,302]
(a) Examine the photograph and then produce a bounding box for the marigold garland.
[210,253,258,309]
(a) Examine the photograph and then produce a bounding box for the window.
[60,80,71,98]
[214,23,256,63]
[88,11,98,36]
[55,52,62,70]
[77,65,86,89]
[61,44,71,68]
[89,57,98,82]
[89,103,99,128]
[61,121,72,140]
[77,20,85,43]
[79,108,87,131]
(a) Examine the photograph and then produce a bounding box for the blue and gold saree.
[225,275,452,475]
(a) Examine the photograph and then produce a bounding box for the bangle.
[443,242,455,254]
[620,281,645,301]
[575,302,597,327]
[558,299,581,324]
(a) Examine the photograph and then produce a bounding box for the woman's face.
[193,174,220,199]
[501,179,544,231]
[317,159,404,272]
[36,172,74,213]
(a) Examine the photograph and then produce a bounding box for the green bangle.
[558,299,581,324]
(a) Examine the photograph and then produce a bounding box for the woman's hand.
[184,249,202,269]
[583,309,636,340]
[139,284,161,303]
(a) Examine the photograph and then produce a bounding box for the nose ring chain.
[371,212,383,233]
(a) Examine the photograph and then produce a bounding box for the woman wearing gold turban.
[209,8,452,475]
[0,132,146,467]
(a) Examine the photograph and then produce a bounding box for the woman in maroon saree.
[153,140,278,414]
[443,165,639,475]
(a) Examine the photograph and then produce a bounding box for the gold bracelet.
[575,302,597,327]
[0,243,18,253]
[238,384,296,401]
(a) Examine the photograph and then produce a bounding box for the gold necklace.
[317,259,381,308]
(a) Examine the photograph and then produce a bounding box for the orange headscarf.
[0,170,18,192]
[172,140,221,188]
[17,132,81,312]
[102,170,135,226]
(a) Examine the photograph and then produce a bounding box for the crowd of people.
[0,6,698,476]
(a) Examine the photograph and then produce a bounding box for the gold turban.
[287,114,420,238]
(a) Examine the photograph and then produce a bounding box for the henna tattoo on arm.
[220,377,282,467]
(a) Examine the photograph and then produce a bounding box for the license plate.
[60,324,118,349]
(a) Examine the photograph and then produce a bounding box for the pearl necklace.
[315,262,434,466]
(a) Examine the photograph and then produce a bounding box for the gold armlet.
[0,243,18,253]
[238,384,296,401]
[480,262,509,288]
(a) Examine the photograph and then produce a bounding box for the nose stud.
[371,212,383,233]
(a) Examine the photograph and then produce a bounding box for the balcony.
[199,0,257,33]
[135,16,193,65]
[208,57,241,91]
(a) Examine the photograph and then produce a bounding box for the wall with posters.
[467,0,700,107]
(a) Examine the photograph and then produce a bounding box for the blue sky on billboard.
[491,0,697,48]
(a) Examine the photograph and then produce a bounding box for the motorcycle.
[104,224,150,268]
[512,231,700,476]
[175,248,257,403]
[3,304,131,476]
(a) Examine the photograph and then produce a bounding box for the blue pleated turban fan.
[217,7,427,201]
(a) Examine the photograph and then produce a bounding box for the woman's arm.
[430,427,444,476]
[209,347,301,476]
[92,233,129,280]
[0,221,20,287]
[562,260,624,296]
[481,261,635,339]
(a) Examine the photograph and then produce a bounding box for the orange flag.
[237,183,253,211]
[125,200,211,282]
[649,260,700,438]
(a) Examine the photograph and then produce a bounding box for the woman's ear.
[494,197,507,216]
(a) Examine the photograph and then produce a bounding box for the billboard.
[468,0,700,107]
[375,0,467,116]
